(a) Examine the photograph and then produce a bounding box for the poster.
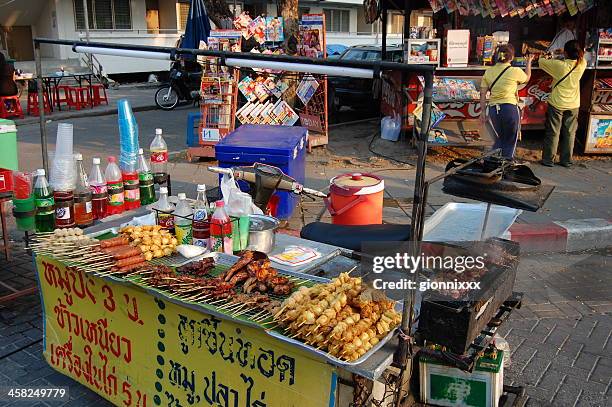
[36,255,337,407]
[248,16,266,44]
[585,115,612,153]
[296,75,320,106]
[298,14,325,58]
[265,17,284,42]
[446,30,470,67]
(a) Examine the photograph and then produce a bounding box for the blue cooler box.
[215,125,307,219]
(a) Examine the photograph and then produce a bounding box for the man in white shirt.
[548,15,577,56]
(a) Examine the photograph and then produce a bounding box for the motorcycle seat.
[300,222,411,252]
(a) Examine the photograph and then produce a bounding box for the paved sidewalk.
[1,243,609,406]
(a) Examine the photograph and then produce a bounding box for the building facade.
[0,0,404,74]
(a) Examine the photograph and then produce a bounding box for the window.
[299,7,310,20]
[387,12,404,35]
[324,9,350,33]
[74,0,132,30]
[178,2,190,31]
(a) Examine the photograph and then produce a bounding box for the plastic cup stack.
[117,99,140,173]
[50,123,77,191]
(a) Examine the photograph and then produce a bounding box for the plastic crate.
[0,168,13,194]
[186,112,202,148]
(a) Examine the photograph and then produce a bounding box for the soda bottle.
[137,148,156,205]
[105,156,124,215]
[209,200,232,254]
[89,157,108,220]
[74,154,94,227]
[174,193,193,245]
[153,186,175,232]
[122,169,140,211]
[192,184,210,248]
[150,128,168,185]
[33,169,55,233]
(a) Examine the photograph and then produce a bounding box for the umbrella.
[181,0,212,50]
[326,44,348,56]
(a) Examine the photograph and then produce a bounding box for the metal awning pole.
[34,41,48,174]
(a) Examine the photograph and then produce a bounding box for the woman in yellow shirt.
[480,44,533,159]
[539,40,587,167]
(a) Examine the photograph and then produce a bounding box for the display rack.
[188,30,241,160]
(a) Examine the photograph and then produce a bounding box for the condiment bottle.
[192,184,210,248]
[74,154,94,227]
[174,193,193,245]
[89,157,108,220]
[105,156,124,215]
[153,186,175,232]
[209,200,232,254]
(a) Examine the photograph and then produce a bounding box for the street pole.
[34,41,48,174]
[394,70,434,407]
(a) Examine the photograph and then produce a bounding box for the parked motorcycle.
[154,60,202,110]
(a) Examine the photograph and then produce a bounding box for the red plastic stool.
[26,92,51,116]
[75,87,91,109]
[91,84,108,106]
[0,96,24,119]
[54,85,72,109]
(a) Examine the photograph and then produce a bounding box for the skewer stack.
[274,272,402,361]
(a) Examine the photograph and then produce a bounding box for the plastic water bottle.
[210,200,232,254]
[137,148,156,205]
[89,157,107,220]
[150,128,168,185]
[33,169,55,233]
[105,156,124,215]
[74,154,93,227]
[192,184,210,248]
[153,186,175,231]
[174,193,193,245]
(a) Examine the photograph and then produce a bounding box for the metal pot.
[247,215,280,254]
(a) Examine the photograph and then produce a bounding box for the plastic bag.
[220,174,262,251]
[220,173,263,216]
[380,114,401,141]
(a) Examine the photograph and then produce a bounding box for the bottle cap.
[155,128,162,135]
[215,200,224,207]
[93,157,100,165]
[138,148,144,155]
[108,156,116,163]
[197,184,206,192]
[74,153,83,161]
[178,193,186,200]
[37,169,45,176]
[160,187,168,194]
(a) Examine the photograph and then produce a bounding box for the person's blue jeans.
[488,103,521,159]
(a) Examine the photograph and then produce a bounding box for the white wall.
[52,0,180,73]
[34,0,60,58]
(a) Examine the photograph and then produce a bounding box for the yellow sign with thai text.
[36,255,337,407]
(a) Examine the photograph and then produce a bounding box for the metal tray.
[423,202,521,242]
[176,253,400,366]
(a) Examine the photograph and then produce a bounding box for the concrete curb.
[505,218,612,253]
[15,104,158,126]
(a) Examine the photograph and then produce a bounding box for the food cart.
[379,0,612,152]
[25,37,555,406]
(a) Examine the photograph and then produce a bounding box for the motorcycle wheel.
[155,85,180,110]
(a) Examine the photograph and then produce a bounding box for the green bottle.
[137,148,156,205]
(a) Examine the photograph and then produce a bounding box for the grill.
[416,238,520,355]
